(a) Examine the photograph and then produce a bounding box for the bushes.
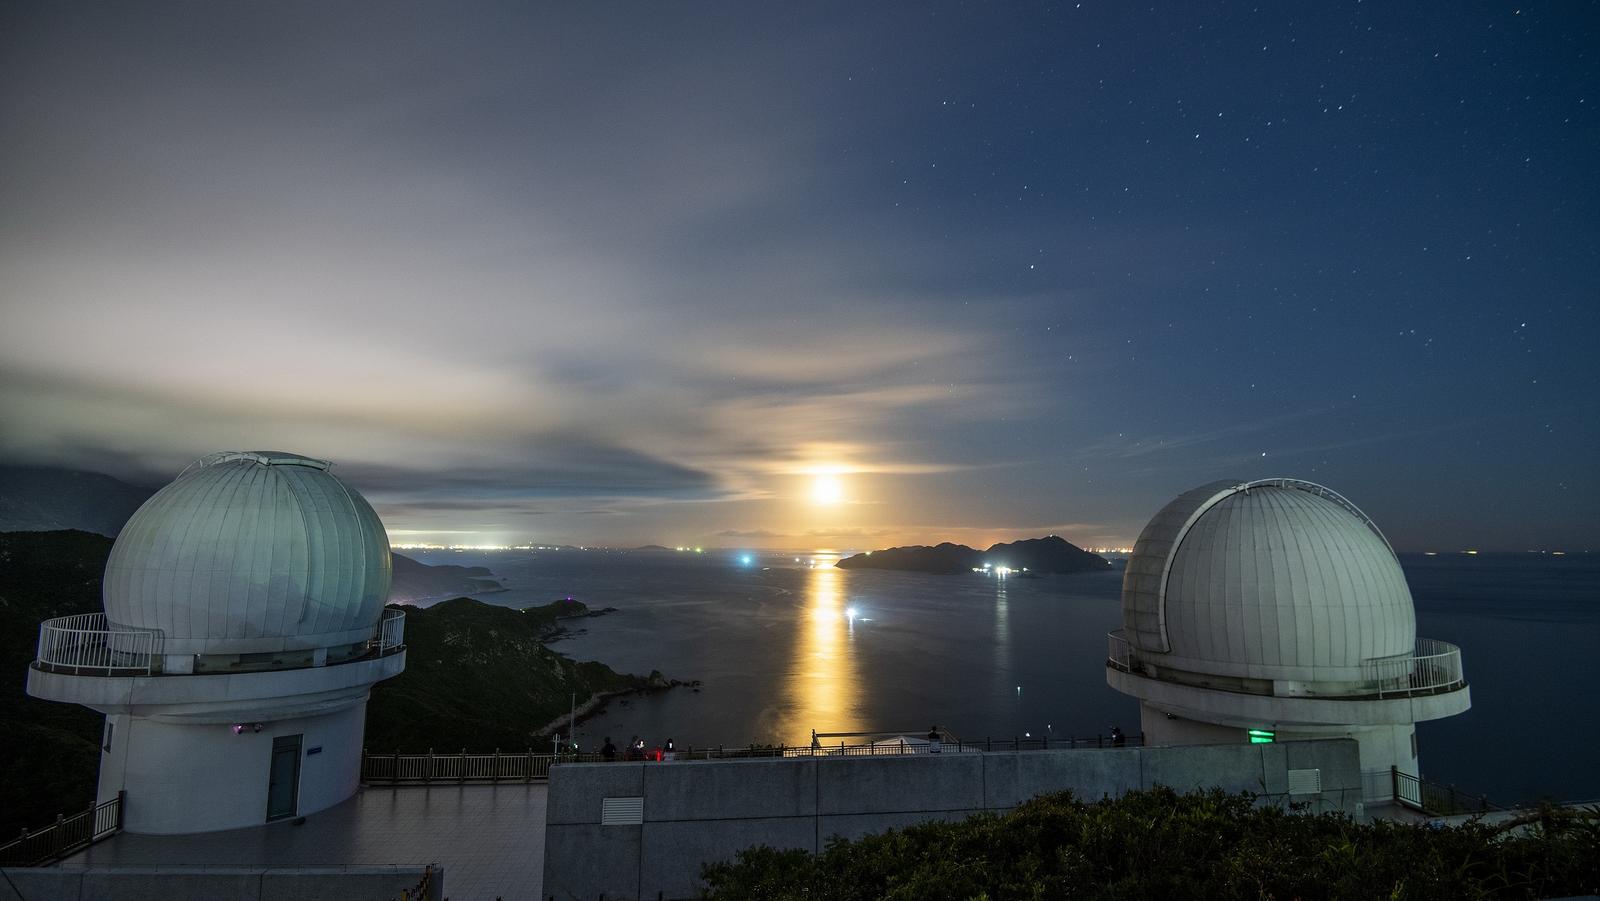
[701,788,1600,900]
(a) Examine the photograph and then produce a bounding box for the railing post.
[460,748,467,783]
[426,748,434,784]
[1391,765,1399,804]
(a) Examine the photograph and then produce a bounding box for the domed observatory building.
[27,452,406,834]
[1106,478,1470,801]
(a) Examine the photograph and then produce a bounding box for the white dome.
[103,451,391,656]
[1121,479,1415,683]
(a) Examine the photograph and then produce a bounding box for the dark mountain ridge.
[0,465,155,536]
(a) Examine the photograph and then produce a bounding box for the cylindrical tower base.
[98,700,369,834]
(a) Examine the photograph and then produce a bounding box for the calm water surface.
[405,548,1599,805]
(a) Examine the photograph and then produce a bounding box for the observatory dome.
[103,451,391,657]
[1121,478,1415,683]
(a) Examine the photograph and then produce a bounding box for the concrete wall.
[543,739,1362,901]
[1140,704,1417,801]
[0,865,441,901]
[104,701,369,834]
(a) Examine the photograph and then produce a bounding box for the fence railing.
[1361,639,1466,698]
[361,735,1146,784]
[1107,630,1133,671]
[34,614,162,676]
[1110,630,1466,700]
[0,791,123,867]
[1391,767,1504,816]
[377,608,406,655]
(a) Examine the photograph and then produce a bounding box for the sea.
[402,547,1600,806]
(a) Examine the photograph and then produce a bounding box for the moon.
[811,474,844,505]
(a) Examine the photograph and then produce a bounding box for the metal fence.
[361,735,1146,785]
[1361,639,1465,698]
[1111,629,1465,701]
[34,614,162,676]
[1391,767,1503,816]
[1107,630,1134,671]
[0,792,123,867]
[377,608,406,655]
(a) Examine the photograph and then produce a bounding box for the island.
[388,552,504,603]
[836,535,1111,575]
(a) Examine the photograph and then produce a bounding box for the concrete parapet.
[543,739,1361,900]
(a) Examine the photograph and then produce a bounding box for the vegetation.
[701,788,1600,901]
[0,530,111,839]
[364,596,656,753]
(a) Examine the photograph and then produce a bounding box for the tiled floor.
[66,783,548,900]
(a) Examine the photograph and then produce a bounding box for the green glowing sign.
[1247,729,1276,744]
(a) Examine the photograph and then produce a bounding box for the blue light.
[740,554,753,566]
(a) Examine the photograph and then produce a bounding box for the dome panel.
[103,452,391,656]
[1120,478,1416,683]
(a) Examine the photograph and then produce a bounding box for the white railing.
[1107,629,1133,671]
[35,614,162,676]
[1361,638,1465,698]
[1111,629,1465,700]
[378,608,406,654]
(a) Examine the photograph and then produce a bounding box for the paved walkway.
[66,783,548,900]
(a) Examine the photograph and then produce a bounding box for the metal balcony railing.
[376,608,406,655]
[35,609,405,677]
[1359,639,1465,698]
[34,614,162,676]
[1108,630,1467,700]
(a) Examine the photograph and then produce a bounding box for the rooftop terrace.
[61,782,545,901]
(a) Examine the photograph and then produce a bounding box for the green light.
[1247,729,1275,744]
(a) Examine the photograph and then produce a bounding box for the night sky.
[1,2,1595,551]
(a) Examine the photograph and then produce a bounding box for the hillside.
[0,465,154,536]
[0,530,115,839]
[837,535,1110,575]
[388,553,504,603]
[364,596,656,752]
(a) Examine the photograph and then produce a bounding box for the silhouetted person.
[1110,725,1125,747]
[663,738,676,761]
[927,726,942,754]
[601,736,617,762]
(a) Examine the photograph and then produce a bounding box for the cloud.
[716,529,788,539]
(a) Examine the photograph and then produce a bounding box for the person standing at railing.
[927,726,942,754]
[663,738,676,761]
[601,737,617,762]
